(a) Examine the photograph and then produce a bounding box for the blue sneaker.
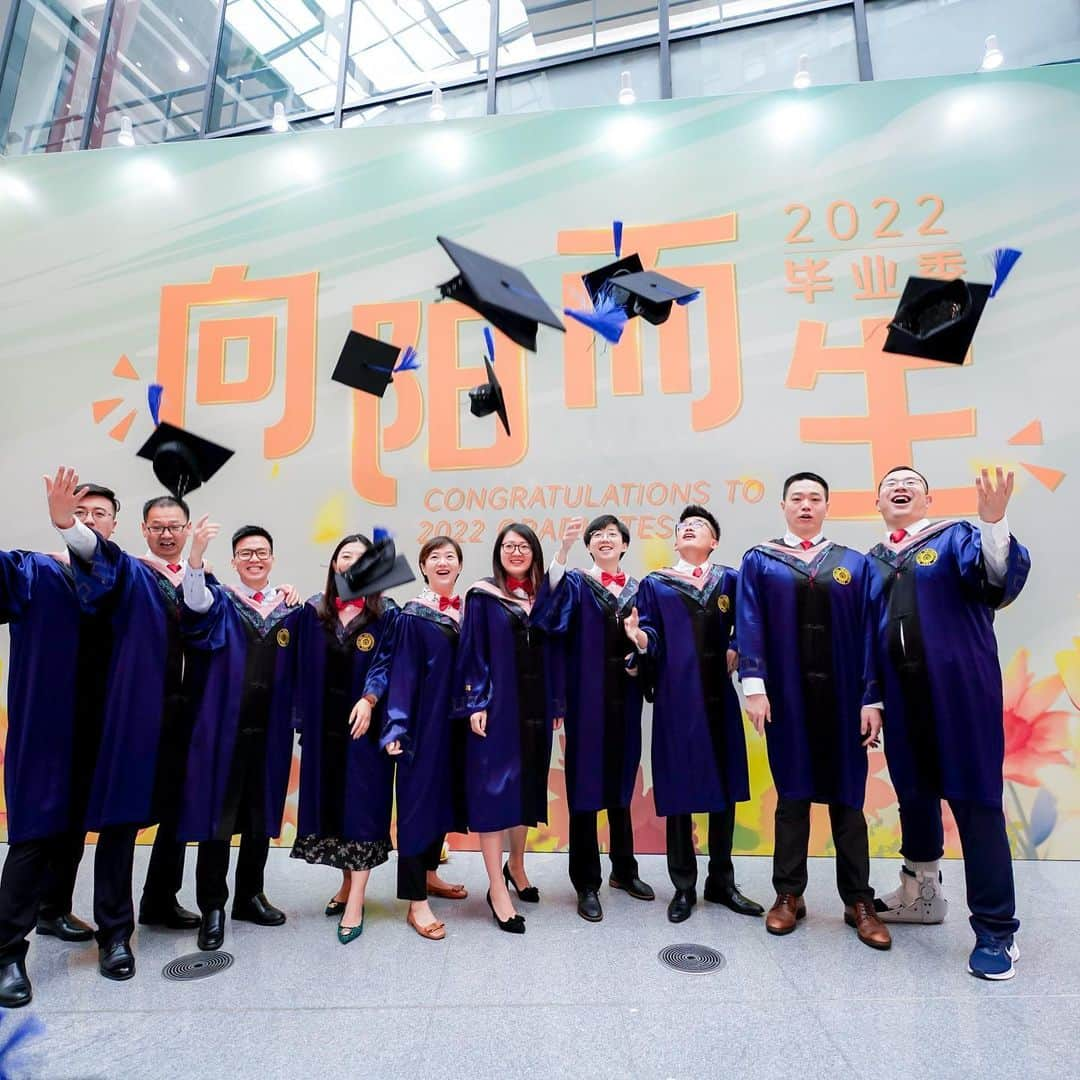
[968,937,1020,981]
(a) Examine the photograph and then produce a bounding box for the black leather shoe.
[667,888,696,923]
[503,862,539,903]
[35,911,95,942]
[703,879,765,917]
[577,890,603,922]
[325,898,346,918]
[232,893,286,926]
[609,875,656,901]
[0,959,32,1008]
[99,940,136,981]
[139,900,201,930]
[198,909,225,951]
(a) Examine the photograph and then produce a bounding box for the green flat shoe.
[337,914,364,944]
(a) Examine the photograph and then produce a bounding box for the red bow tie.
[692,566,705,578]
[889,529,907,544]
[335,596,365,612]
[439,595,461,612]
[166,563,182,574]
[506,575,534,596]
[601,571,626,588]
[799,540,814,551]
[252,591,265,603]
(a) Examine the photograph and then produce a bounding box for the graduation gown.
[293,598,398,845]
[0,551,112,842]
[453,580,565,833]
[377,599,465,856]
[737,542,879,809]
[178,586,301,842]
[635,565,749,817]
[67,537,194,830]
[867,520,1031,806]
[531,569,642,813]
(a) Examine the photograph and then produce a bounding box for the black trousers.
[38,829,88,919]
[195,834,270,914]
[568,807,640,893]
[772,798,873,906]
[140,813,189,911]
[397,836,445,901]
[665,808,735,892]
[0,825,138,962]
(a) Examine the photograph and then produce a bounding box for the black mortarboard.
[468,355,510,437]
[581,253,644,306]
[603,269,701,326]
[436,236,565,352]
[883,277,992,364]
[136,421,233,499]
[332,331,401,397]
[336,536,416,599]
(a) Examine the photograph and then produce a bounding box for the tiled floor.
[4,847,1076,1079]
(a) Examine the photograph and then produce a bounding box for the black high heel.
[486,891,525,934]
[503,861,539,903]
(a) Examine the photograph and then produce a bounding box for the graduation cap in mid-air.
[336,530,416,599]
[136,420,233,500]
[882,247,1022,365]
[436,235,564,352]
[467,327,510,437]
[332,331,420,398]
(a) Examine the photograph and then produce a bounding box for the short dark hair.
[878,466,930,493]
[143,495,189,522]
[584,514,630,550]
[782,471,830,499]
[492,522,544,596]
[79,483,120,516]
[678,504,720,540]
[232,525,274,554]
[419,535,464,583]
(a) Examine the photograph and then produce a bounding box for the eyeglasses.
[235,548,272,561]
[74,508,114,522]
[880,478,926,491]
[145,523,186,535]
[590,531,624,542]
[676,518,717,536]
[500,543,531,555]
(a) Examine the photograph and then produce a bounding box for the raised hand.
[975,467,1014,524]
[860,706,882,749]
[745,693,771,736]
[349,697,372,739]
[188,514,220,568]
[470,710,487,737]
[44,466,86,529]
[558,516,586,558]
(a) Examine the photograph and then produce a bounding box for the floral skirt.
[290,834,390,872]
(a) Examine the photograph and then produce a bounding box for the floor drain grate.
[162,951,235,982]
[658,943,725,974]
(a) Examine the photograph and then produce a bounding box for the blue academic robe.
[453,580,565,834]
[293,598,398,845]
[377,599,465,856]
[0,551,110,842]
[532,569,642,813]
[737,542,879,809]
[635,565,749,817]
[178,586,301,842]
[867,521,1031,806]
[67,537,195,830]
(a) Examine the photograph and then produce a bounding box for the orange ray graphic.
[1021,463,1065,491]
[92,397,123,424]
[113,355,140,380]
[1008,420,1043,446]
[108,409,137,442]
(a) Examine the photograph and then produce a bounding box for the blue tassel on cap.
[394,345,420,373]
[989,247,1022,298]
[675,290,701,307]
[483,326,496,364]
[373,526,391,545]
[147,383,164,426]
[612,220,623,258]
[564,289,629,344]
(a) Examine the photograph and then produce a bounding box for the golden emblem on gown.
[916,548,938,566]
[357,632,376,652]
[717,594,731,613]
[276,628,290,647]
[832,566,852,585]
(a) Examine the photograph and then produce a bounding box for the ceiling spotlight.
[118,116,135,147]
[981,34,1004,71]
[617,71,636,106]
[176,56,190,73]
[429,87,447,122]
[271,102,289,133]
[793,54,811,90]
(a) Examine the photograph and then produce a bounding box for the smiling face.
[142,503,190,561]
[499,530,534,577]
[333,539,367,575]
[587,525,628,569]
[232,535,274,590]
[782,479,829,539]
[674,516,718,563]
[423,542,462,594]
[73,494,118,542]
[876,469,932,529]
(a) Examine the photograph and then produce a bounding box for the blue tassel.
[675,289,701,307]
[483,326,496,364]
[989,247,1022,298]
[147,383,164,426]
[0,1012,44,1070]
[565,307,627,344]
[394,346,420,373]
[612,220,623,258]
[373,526,391,545]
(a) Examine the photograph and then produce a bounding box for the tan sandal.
[427,881,468,900]
[407,911,446,940]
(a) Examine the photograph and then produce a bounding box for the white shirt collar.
[675,558,711,574]
[783,531,825,548]
[885,518,930,541]
[234,581,277,601]
[143,550,186,570]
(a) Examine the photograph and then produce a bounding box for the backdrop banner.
[2,65,1078,858]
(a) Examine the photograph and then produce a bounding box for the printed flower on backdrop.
[627,767,666,854]
[1055,638,1080,712]
[529,769,570,852]
[273,746,301,847]
[1002,649,1072,787]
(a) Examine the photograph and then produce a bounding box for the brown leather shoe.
[765,893,806,936]
[845,899,892,950]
